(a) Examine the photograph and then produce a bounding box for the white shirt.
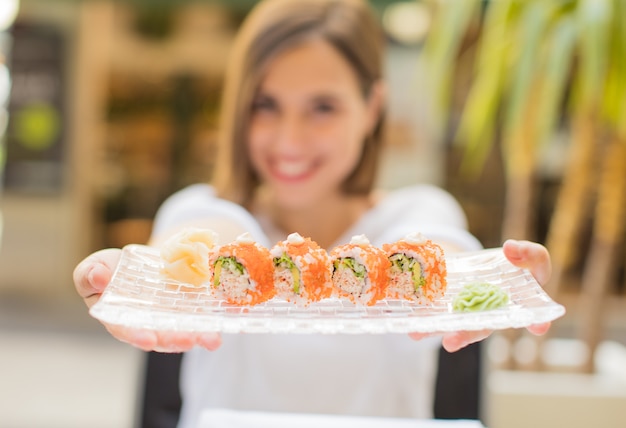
[151,184,481,428]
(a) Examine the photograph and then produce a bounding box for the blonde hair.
[212,0,386,207]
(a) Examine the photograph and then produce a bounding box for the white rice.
[218,268,254,302]
[332,247,372,304]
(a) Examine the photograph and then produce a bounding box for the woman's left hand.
[409,239,552,352]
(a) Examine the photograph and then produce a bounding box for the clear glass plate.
[89,244,565,334]
[198,409,486,428]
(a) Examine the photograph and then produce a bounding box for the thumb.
[73,248,122,308]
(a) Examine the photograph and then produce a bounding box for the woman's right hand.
[73,248,222,353]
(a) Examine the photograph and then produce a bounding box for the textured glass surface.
[90,244,565,334]
[198,409,486,428]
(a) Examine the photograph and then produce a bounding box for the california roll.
[270,232,333,305]
[330,234,389,306]
[383,232,447,304]
[211,233,275,305]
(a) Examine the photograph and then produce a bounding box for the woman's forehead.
[257,39,362,97]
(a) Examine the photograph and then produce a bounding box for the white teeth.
[274,161,311,177]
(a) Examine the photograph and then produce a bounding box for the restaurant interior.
[0,0,625,427]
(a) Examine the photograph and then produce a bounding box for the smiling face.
[248,39,382,211]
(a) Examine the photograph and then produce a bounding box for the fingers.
[407,332,435,341]
[74,247,223,353]
[502,241,554,336]
[105,323,222,352]
[410,323,552,353]
[409,240,553,352]
[503,239,552,286]
[409,330,491,352]
[441,329,492,353]
[73,248,122,308]
[527,322,551,336]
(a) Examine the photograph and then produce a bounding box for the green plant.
[421,0,626,371]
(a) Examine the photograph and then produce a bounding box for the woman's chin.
[273,195,317,212]
[263,175,341,211]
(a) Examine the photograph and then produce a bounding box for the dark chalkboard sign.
[4,23,65,194]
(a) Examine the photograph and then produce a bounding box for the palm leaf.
[420,0,481,130]
[454,0,517,176]
[601,0,626,135]
[501,1,553,177]
[575,0,612,107]
[533,17,577,149]
[502,1,552,139]
[545,0,612,284]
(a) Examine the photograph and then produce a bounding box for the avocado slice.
[333,257,367,279]
[273,254,301,294]
[389,253,425,291]
[213,256,245,287]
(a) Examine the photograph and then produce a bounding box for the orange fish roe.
[330,235,390,306]
[211,234,275,305]
[270,233,333,305]
[382,233,447,304]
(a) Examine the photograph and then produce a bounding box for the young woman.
[74,0,552,426]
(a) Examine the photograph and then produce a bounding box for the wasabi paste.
[452,282,509,312]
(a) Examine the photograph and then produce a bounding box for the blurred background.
[0,0,625,427]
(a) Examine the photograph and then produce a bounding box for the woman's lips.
[269,159,317,182]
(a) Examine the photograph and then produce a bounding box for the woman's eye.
[251,97,277,113]
[312,102,336,114]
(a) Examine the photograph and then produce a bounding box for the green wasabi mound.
[452,282,509,312]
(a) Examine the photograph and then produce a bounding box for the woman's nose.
[275,114,306,151]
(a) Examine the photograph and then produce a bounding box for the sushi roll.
[330,234,389,306]
[160,227,218,287]
[211,232,275,305]
[382,232,447,304]
[270,232,333,305]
